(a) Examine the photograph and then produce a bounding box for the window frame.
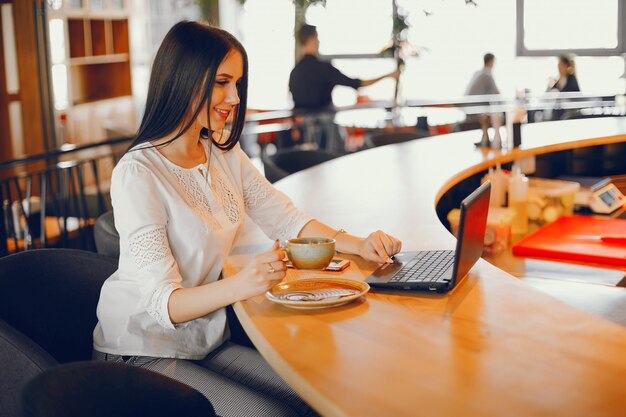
[516,0,626,57]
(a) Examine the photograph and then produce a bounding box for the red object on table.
[512,215,626,266]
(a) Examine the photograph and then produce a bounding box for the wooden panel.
[111,19,129,54]
[89,19,106,56]
[70,61,131,104]
[0,4,13,162]
[11,0,45,156]
[67,19,86,58]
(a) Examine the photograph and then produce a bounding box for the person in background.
[548,54,580,92]
[289,24,399,112]
[92,21,401,417]
[458,53,500,132]
[288,24,399,151]
[465,53,500,96]
[546,54,581,120]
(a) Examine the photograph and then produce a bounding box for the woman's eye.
[216,80,228,86]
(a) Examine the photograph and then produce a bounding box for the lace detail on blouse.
[129,226,171,270]
[210,164,241,225]
[274,213,302,242]
[170,167,221,230]
[145,282,178,329]
[243,173,272,210]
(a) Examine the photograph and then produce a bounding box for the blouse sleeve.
[111,161,185,330]
[236,147,314,241]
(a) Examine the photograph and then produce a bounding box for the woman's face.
[200,50,243,134]
[558,60,568,76]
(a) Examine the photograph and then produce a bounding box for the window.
[239,0,295,109]
[226,0,626,108]
[517,0,626,56]
[306,1,392,57]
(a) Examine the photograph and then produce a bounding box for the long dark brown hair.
[131,21,248,151]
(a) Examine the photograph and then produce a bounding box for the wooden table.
[226,117,626,417]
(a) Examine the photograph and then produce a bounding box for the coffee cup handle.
[278,243,290,261]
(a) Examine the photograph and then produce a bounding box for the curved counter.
[226,117,626,417]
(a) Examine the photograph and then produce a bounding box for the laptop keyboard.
[389,250,454,283]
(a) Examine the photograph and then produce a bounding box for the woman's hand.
[358,230,402,264]
[232,240,287,300]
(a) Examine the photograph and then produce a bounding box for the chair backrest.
[94,211,120,260]
[22,361,217,417]
[0,319,58,417]
[0,249,117,363]
[0,155,114,256]
[366,130,430,148]
[262,148,341,183]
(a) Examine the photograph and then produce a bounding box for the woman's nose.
[225,84,240,105]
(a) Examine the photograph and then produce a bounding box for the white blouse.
[93,140,313,359]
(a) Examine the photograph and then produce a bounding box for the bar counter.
[226,117,626,417]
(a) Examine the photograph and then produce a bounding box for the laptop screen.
[450,181,491,286]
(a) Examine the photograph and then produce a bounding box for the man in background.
[289,24,399,111]
[456,52,501,135]
[465,53,500,96]
[288,24,398,151]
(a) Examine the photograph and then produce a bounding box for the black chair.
[365,130,430,148]
[22,361,216,417]
[94,210,120,260]
[0,319,57,417]
[0,249,218,417]
[262,148,342,183]
[0,248,117,417]
[0,249,115,417]
[0,249,117,363]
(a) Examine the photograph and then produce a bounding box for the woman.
[549,54,580,92]
[93,21,401,417]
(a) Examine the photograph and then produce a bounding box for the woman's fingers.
[237,241,290,298]
[266,263,286,290]
[257,248,286,264]
[379,233,397,260]
[366,231,392,263]
[266,260,287,273]
[384,233,402,256]
[360,231,403,263]
[362,233,387,263]
[375,230,402,257]
[373,233,392,262]
[256,241,288,281]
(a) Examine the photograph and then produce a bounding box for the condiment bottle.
[508,163,529,234]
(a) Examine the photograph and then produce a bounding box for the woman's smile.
[214,107,231,120]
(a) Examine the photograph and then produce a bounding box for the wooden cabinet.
[48,0,135,144]
[65,16,131,104]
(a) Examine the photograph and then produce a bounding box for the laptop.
[365,180,491,293]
